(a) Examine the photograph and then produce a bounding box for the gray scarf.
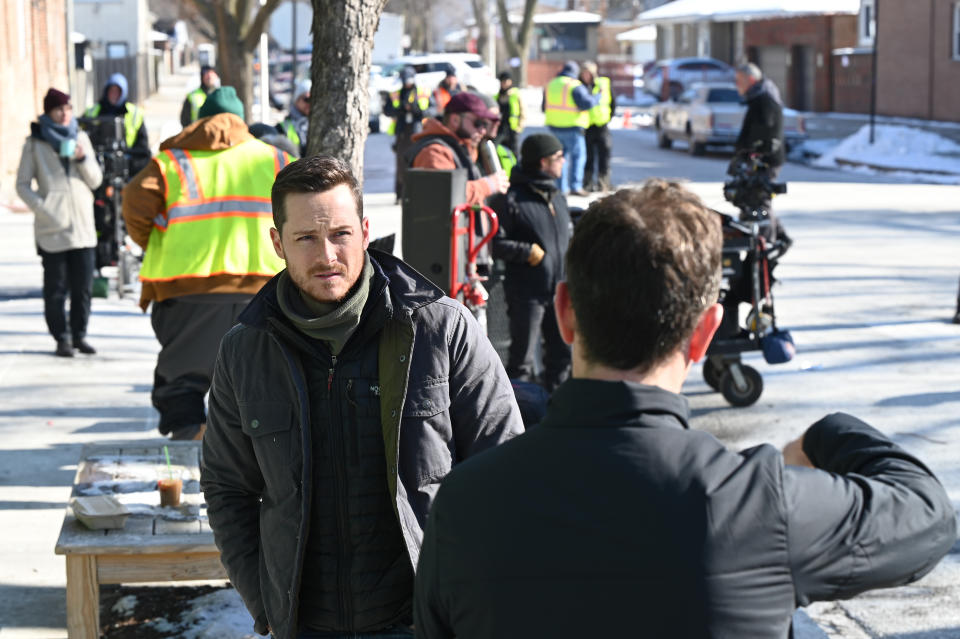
[37,114,78,153]
[276,253,374,355]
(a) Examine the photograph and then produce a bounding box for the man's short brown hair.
[565,180,722,373]
[271,155,363,230]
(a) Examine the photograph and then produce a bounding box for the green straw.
[163,445,174,480]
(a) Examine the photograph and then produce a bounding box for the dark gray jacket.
[415,380,957,638]
[201,250,523,639]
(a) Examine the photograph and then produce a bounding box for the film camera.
[78,115,140,297]
[723,153,787,215]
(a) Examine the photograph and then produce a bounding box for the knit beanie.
[198,86,245,120]
[520,133,563,170]
[43,88,71,114]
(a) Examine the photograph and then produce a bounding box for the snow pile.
[813,125,960,178]
[147,589,257,639]
[111,595,138,618]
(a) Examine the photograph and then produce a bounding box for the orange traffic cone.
[623,108,632,129]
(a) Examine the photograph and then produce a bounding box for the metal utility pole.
[869,0,879,144]
[290,0,298,111]
[260,0,269,121]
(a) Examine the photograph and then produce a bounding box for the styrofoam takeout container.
[71,495,131,530]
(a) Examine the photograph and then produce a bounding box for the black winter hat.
[43,88,70,113]
[520,133,563,169]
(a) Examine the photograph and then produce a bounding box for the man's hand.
[485,169,509,195]
[527,243,545,266]
[74,145,85,161]
[782,435,813,468]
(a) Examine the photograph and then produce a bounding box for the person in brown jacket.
[122,86,294,440]
[408,92,509,206]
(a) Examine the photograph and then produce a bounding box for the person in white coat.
[16,88,102,357]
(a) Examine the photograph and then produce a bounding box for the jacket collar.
[541,378,691,431]
[238,249,445,332]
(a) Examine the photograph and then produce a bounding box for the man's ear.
[360,217,370,250]
[687,303,723,363]
[554,281,576,346]
[270,227,285,260]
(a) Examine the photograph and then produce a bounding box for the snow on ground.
[812,124,960,183]
[147,589,257,639]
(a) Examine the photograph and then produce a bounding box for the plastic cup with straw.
[158,445,182,507]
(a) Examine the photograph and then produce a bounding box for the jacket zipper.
[327,355,355,630]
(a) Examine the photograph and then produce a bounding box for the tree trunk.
[497,0,536,87]
[217,39,255,122]
[469,0,489,61]
[309,0,388,182]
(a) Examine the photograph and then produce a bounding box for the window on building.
[859,0,876,46]
[954,3,960,61]
[536,24,588,54]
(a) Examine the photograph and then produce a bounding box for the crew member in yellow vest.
[122,86,294,441]
[495,71,525,157]
[542,61,597,196]
[84,72,150,176]
[180,65,220,127]
[579,61,616,192]
[384,66,434,202]
[277,79,311,157]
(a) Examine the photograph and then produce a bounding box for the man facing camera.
[414,181,956,638]
[201,155,523,639]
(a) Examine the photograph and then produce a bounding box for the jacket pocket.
[36,191,71,235]
[400,378,453,486]
[239,401,294,465]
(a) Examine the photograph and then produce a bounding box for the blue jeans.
[296,627,414,639]
[549,126,587,192]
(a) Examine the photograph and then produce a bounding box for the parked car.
[379,53,499,100]
[653,82,807,156]
[643,57,735,100]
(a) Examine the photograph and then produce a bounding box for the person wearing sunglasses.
[407,92,509,206]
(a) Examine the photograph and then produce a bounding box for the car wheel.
[656,121,672,149]
[687,126,705,156]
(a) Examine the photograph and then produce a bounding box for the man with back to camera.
[200,155,524,639]
[414,181,956,638]
[122,87,294,441]
[490,133,571,392]
[408,91,508,205]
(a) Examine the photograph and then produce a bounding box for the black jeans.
[39,246,95,344]
[584,124,612,185]
[505,294,571,393]
[150,294,251,435]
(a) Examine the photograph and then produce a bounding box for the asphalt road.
[0,126,957,638]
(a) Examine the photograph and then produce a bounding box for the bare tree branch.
[242,0,284,50]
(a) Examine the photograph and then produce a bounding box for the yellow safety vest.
[186,87,207,123]
[139,140,293,283]
[544,76,590,129]
[387,87,431,135]
[281,119,302,148]
[497,144,516,177]
[589,77,613,127]
[498,87,523,133]
[83,102,144,149]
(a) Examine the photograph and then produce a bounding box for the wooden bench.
[54,441,226,639]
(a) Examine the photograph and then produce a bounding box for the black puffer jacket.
[201,250,524,639]
[415,381,957,638]
[490,166,572,301]
[736,78,784,167]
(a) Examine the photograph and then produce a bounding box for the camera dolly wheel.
[720,363,763,407]
[702,357,724,391]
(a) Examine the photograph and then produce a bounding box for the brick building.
[875,0,960,123]
[636,0,861,112]
[0,0,70,184]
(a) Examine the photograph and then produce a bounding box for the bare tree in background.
[182,0,283,121]
[386,0,435,52]
[468,0,490,60]
[497,0,537,86]
[307,0,388,179]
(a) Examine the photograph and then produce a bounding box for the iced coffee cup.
[158,477,182,507]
